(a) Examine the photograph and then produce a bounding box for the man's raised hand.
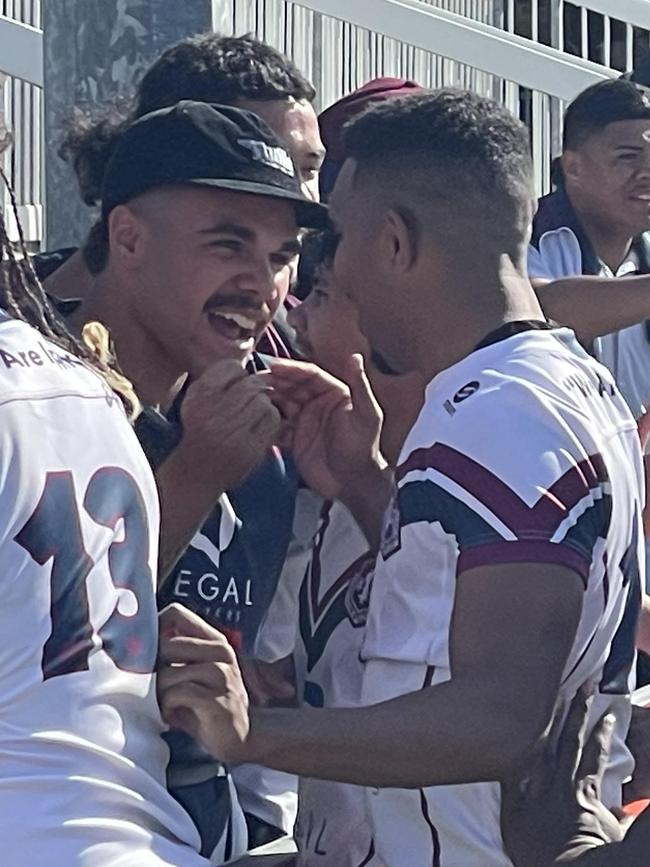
[266,354,385,501]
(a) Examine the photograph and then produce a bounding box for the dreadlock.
[0,167,140,419]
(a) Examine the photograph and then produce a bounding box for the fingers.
[188,360,248,399]
[158,634,236,666]
[157,660,231,695]
[345,353,383,423]
[267,360,350,403]
[159,603,231,643]
[158,681,210,733]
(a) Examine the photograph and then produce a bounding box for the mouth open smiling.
[207,310,261,348]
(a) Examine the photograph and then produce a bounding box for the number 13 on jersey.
[15,468,158,680]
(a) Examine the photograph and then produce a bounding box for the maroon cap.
[319,77,423,162]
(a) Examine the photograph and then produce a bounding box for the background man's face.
[236,97,325,201]
[123,185,301,379]
[564,119,650,237]
[288,263,367,379]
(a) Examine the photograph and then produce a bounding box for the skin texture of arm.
[158,562,583,788]
[533,275,650,344]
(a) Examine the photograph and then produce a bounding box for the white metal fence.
[215,0,650,194]
[0,1,649,245]
[1,0,42,244]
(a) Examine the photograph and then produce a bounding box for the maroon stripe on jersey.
[419,790,442,867]
[397,443,606,537]
[457,540,590,585]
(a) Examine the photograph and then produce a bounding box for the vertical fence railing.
[1,0,42,245]
[215,0,647,196]
[1,0,648,249]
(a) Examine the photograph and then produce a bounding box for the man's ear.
[561,150,581,186]
[382,207,418,273]
[108,205,148,269]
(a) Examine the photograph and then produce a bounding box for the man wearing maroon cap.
[318,78,422,200]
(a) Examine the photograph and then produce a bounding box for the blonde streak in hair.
[81,320,142,422]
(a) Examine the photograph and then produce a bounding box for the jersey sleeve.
[389,386,612,586]
[528,226,583,281]
[394,442,608,585]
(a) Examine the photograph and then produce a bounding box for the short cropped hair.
[62,32,315,207]
[563,79,650,151]
[343,89,533,247]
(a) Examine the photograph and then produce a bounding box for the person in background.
[529,79,650,422]
[527,80,650,678]
[317,77,421,203]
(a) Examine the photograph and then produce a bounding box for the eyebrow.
[199,221,302,255]
[199,222,256,241]
[612,144,645,152]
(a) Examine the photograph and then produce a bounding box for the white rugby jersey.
[0,313,206,866]
[361,325,644,867]
[528,223,650,420]
[293,500,381,867]
[256,498,381,866]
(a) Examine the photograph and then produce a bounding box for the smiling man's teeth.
[215,312,257,331]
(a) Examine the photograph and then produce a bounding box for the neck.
[412,253,544,384]
[70,269,184,408]
[566,188,634,272]
[372,370,425,466]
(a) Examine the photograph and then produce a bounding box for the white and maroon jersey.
[0,313,205,866]
[528,190,650,421]
[257,497,381,866]
[361,324,644,867]
[292,500,381,867]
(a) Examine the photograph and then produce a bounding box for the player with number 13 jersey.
[0,311,206,865]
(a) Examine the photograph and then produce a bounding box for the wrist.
[241,706,277,766]
[171,435,235,490]
[339,459,394,550]
[340,457,392,513]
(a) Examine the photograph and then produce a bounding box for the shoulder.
[399,334,617,504]
[0,314,100,398]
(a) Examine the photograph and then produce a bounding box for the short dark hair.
[61,32,315,207]
[294,229,339,300]
[563,79,650,151]
[343,89,533,247]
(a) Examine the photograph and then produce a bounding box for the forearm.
[535,275,650,343]
[156,446,227,583]
[339,462,394,550]
[244,678,537,788]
